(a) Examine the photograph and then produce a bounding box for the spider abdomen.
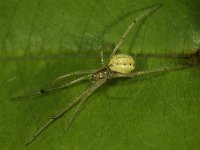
[108,54,135,74]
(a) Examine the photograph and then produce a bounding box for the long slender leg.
[64,79,107,132]
[110,4,161,58]
[53,70,97,83]
[100,48,104,66]
[111,65,193,78]
[11,74,92,100]
[64,82,98,132]
[100,41,115,67]
[40,74,92,94]
[26,79,106,145]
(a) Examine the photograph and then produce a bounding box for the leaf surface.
[0,0,200,149]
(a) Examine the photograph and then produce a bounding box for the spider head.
[108,54,135,74]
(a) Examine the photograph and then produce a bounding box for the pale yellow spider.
[13,4,192,145]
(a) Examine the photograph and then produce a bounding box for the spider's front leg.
[11,74,93,100]
[26,79,106,145]
[53,70,97,82]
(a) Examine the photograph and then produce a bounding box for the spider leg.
[100,49,104,67]
[110,4,161,58]
[111,65,192,78]
[100,41,115,67]
[25,79,106,145]
[11,74,92,100]
[64,79,105,132]
[40,74,92,94]
[53,70,97,83]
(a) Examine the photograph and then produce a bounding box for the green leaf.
[1,0,200,149]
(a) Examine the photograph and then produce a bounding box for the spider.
[13,4,192,145]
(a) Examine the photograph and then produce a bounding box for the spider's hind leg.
[112,65,193,78]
